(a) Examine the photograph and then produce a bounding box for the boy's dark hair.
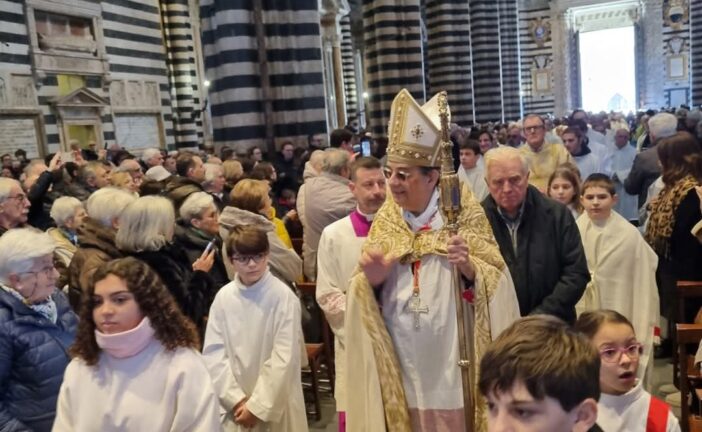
[350,156,382,181]
[574,309,634,339]
[226,224,270,258]
[582,173,616,196]
[330,128,353,148]
[479,315,601,411]
[459,139,481,155]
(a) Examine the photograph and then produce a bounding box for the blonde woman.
[220,179,301,286]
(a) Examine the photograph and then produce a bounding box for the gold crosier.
[437,91,475,431]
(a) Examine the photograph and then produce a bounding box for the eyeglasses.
[383,167,414,182]
[523,125,545,134]
[231,253,266,264]
[20,265,56,279]
[5,194,27,203]
[599,343,643,363]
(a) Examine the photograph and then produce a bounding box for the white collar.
[403,189,442,232]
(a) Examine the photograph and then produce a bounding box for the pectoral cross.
[408,293,429,329]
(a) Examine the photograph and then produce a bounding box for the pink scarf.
[349,209,373,237]
[95,317,156,358]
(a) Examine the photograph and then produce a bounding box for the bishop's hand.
[359,247,397,288]
[447,234,475,281]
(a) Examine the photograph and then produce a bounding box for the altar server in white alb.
[316,156,387,430]
[576,310,680,432]
[608,127,639,221]
[203,225,307,432]
[52,257,221,432]
[456,138,489,201]
[575,174,659,377]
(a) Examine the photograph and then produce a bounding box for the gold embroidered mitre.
[387,89,449,167]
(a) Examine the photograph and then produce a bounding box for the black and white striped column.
[424,0,474,125]
[159,0,199,149]
[341,15,358,124]
[498,0,521,121]
[363,0,425,136]
[200,0,327,151]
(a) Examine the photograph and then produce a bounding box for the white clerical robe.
[458,165,489,202]
[598,382,680,432]
[576,212,660,376]
[378,209,520,430]
[608,144,638,221]
[316,214,368,411]
[52,340,221,432]
[202,270,307,432]
[573,152,605,180]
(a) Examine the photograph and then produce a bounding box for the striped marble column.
[498,0,521,121]
[341,15,359,124]
[159,0,199,148]
[424,0,474,125]
[469,1,506,122]
[689,0,702,105]
[200,0,327,151]
[363,0,425,136]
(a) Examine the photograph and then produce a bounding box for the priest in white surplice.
[575,174,660,377]
[608,127,639,221]
[316,156,387,431]
[344,89,520,432]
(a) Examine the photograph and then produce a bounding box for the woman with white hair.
[116,196,216,335]
[0,228,78,431]
[48,197,86,267]
[175,192,229,288]
[66,188,136,310]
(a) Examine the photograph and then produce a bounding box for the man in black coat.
[481,146,589,324]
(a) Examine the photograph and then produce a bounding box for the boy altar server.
[203,225,307,432]
[575,174,660,377]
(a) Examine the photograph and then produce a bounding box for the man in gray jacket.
[299,148,356,281]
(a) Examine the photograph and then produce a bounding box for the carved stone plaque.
[0,118,41,158]
[114,114,162,149]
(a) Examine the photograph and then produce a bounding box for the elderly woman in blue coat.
[0,228,78,431]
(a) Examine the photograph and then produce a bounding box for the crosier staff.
[437,91,474,431]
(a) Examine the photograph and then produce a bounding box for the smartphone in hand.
[204,237,217,254]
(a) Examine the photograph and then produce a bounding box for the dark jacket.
[0,289,77,431]
[164,176,204,211]
[27,170,62,230]
[668,189,702,281]
[174,223,229,290]
[131,243,216,333]
[482,186,590,323]
[64,181,97,202]
[67,217,122,311]
[624,147,660,209]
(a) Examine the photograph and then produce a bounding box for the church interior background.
[0,0,697,159]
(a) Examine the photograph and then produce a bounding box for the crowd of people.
[1,90,701,432]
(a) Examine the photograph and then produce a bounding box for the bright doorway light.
[579,26,636,112]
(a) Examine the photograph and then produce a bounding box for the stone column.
[550,8,571,116]
[321,7,349,129]
[363,0,424,136]
[160,0,199,148]
[498,0,522,121]
[340,15,359,124]
[690,0,702,105]
[423,0,474,124]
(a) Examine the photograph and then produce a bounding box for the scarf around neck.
[645,175,699,259]
[95,316,156,358]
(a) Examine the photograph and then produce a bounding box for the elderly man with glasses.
[518,113,572,193]
[0,178,30,236]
